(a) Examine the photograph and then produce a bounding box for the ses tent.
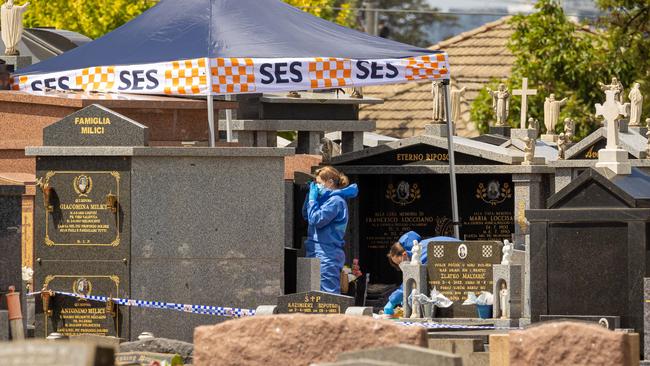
[13,0,449,96]
[13,0,459,236]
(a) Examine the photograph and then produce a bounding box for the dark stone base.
[489,126,512,137]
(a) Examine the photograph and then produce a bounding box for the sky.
[426,0,535,12]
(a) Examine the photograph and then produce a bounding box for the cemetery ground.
[1,88,648,365]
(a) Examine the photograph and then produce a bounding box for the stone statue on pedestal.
[487,83,510,127]
[499,282,509,319]
[528,117,539,131]
[451,87,467,122]
[410,240,421,265]
[522,137,535,166]
[599,77,625,104]
[543,94,568,135]
[563,118,575,140]
[501,240,513,265]
[1,0,29,56]
[409,288,420,319]
[629,83,643,127]
[432,81,445,123]
[557,133,569,159]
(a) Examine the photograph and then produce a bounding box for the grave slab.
[337,344,462,366]
[427,241,502,318]
[277,291,354,314]
[0,340,115,366]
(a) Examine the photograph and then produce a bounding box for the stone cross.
[595,89,628,150]
[513,78,537,129]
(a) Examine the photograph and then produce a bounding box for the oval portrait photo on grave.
[73,277,92,296]
[457,244,468,259]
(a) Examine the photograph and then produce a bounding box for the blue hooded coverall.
[383,231,459,315]
[302,183,359,294]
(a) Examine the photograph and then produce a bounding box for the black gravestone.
[356,174,513,285]
[34,105,147,338]
[276,291,354,314]
[43,104,148,147]
[427,241,502,318]
[0,185,23,303]
[527,168,650,343]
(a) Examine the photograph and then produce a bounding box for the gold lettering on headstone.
[42,171,120,246]
[43,275,120,337]
[395,153,448,162]
[74,117,110,135]
[584,146,599,159]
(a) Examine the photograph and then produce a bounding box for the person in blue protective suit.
[383,231,459,316]
[302,166,358,294]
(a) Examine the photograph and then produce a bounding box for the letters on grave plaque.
[358,174,514,284]
[276,291,354,314]
[427,241,502,317]
[43,274,120,336]
[41,171,120,246]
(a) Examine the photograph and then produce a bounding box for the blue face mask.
[316,183,327,195]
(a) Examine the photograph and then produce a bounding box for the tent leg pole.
[207,94,216,147]
[443,81,460,239]
[225,94,233,142]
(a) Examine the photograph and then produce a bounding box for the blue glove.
[308,181,318,202]
[384,302,395,315]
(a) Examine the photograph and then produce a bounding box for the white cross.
[513,78,538,129]
[595,89,628,149]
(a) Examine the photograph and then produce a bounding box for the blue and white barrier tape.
[397,321,521,330]
[28,290,255,318]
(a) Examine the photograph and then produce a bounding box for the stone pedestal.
[399,262,428,318]
[541,134,558,143]
[493,265,522,320]
[489,126,511,137]
[596,148,632,175]
[424,123,449,138]
[0,55,32,71]
[510,128,537,141]
[296,257,321,293]
[341,131,363,153]
[297,131,323,155]
[513,173,544,247]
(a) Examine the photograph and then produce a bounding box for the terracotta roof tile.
[361,16,515,138]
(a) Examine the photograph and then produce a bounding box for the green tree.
[471,0,650,139]
[22,0,153,40]
[284,0,357,27]
[376,0,453,47]
[20,0,357,40]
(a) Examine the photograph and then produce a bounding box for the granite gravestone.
[43,104,149,147]
[34,105,145,338]
[527,168,650,345]
[427,241,502,318]
[358,173,513,284]
[276,291,354,314]
[30,104,292,343]
[0,184,23,301]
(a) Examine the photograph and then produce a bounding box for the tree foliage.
[470,0,650,139]
[19,0,357,40]
[376,0,452,47]
[284,0,357,27]
[22,0,153,40]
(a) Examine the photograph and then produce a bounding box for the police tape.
[396,321,521,330]
[27,290,256,318]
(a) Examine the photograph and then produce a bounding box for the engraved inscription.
[42,171,120,246]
